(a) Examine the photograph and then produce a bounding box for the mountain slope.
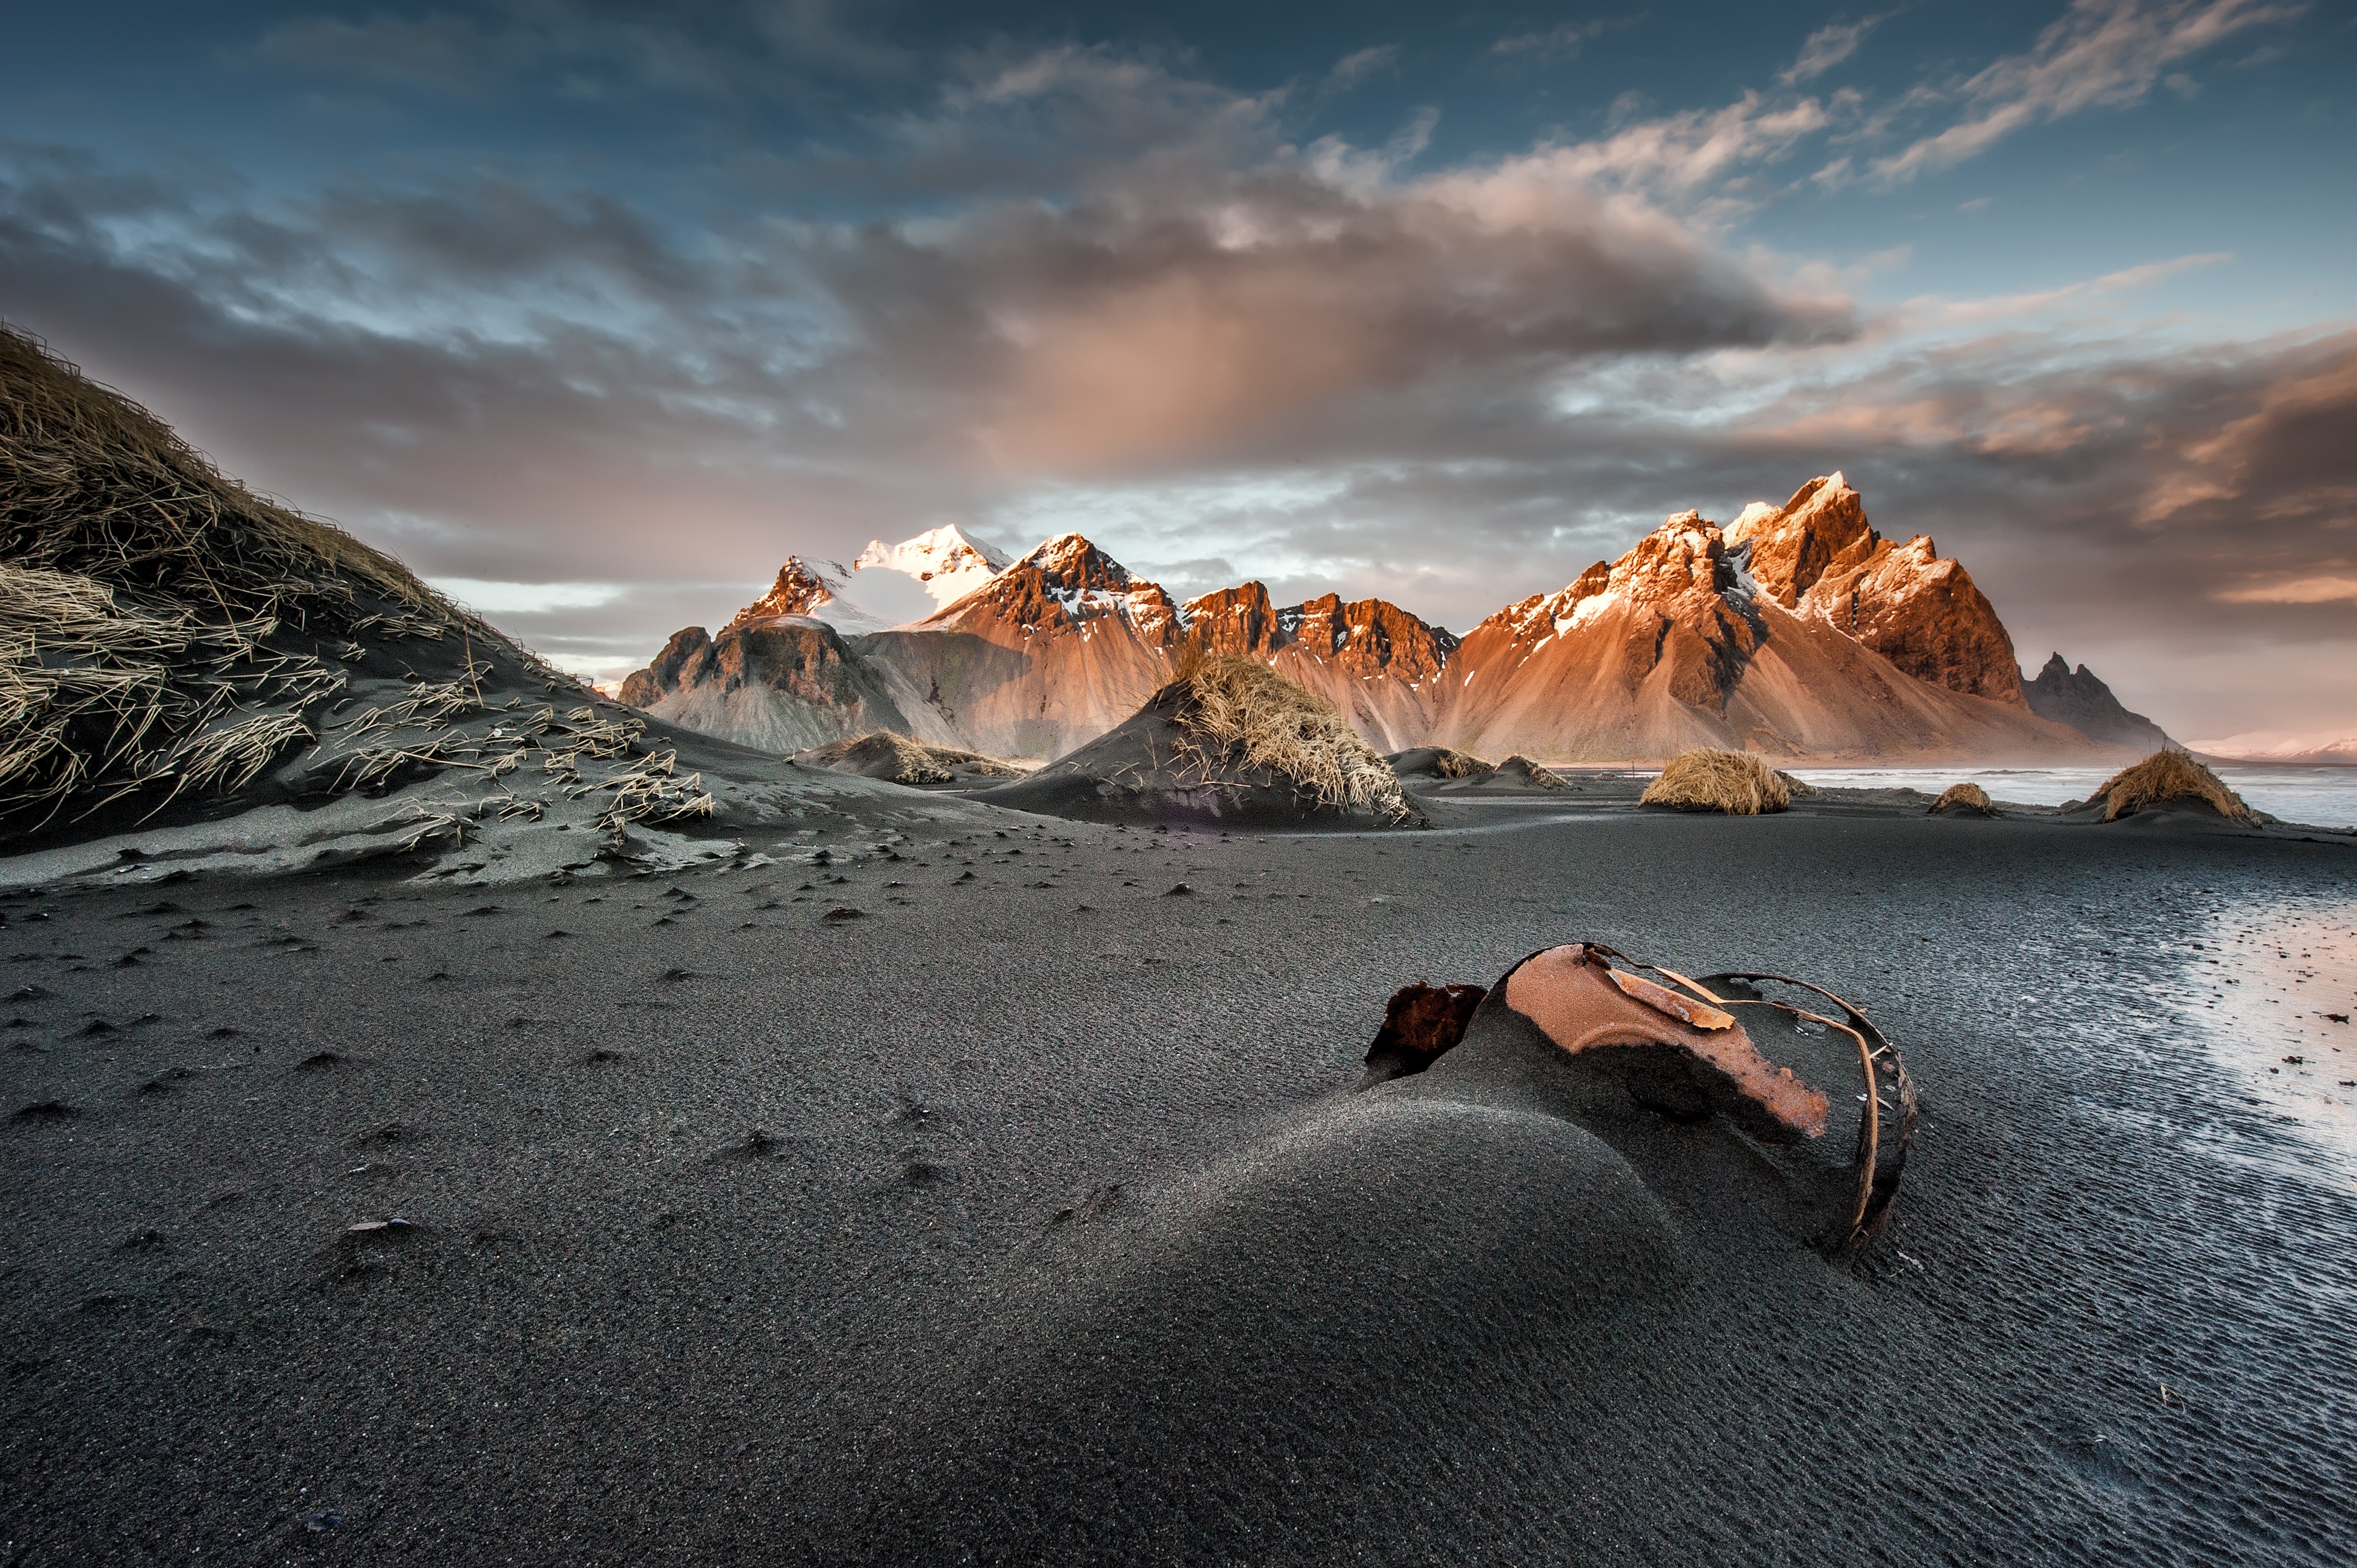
[2022,654,2175,751]
[1433,508,2102,762]
[1727,473,2026,706]
[619,618,944,753]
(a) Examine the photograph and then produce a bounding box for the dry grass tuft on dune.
[798,731,1023,786]
[2094,750,2254,823]
[1172,650,1410,822]
[1929,782,1996,816]
[1495,755,1567,789]
[1429,749,1493,779]
[1640,749,1791,815]
[0,327,457,823]
[1,327,717,853]
[1,328,438,622]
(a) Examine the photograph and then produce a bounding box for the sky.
[4,1,2354,745]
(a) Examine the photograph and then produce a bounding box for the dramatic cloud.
[3,3,2350,735]
[1864,0,2307,185]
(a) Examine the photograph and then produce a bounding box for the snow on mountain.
[850,524,1013,618]
[726,556,884,634]
[724,525,1013,637]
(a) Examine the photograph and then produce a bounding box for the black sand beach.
[3,794,2355,1564]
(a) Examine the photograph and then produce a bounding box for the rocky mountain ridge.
[623,476,2148,764]
[2022,653,2175,752]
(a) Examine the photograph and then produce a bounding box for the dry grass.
[1495,755,1567,789]
[1640,748,1792,815]
[1168,651,1409,821]
[1431,749,1492,779]
[2,328,433,621]
[2094,749,2253,823]
[1929,781,1995,816]
[0,562,339,819]
[800,731,1023,786]
[0,327,484,824]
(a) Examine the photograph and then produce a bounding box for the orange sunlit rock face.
[1728,473,2025,707]
[1503,945,1829,1141]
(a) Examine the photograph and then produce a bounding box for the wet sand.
[3,793,2354,1564]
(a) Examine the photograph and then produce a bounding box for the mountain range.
[2184,733,2357,765]
[620,475,2169,765]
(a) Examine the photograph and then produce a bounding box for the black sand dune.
[0,328,1012,882]
[2,800,2353,1564]
[1420,753,1571,793]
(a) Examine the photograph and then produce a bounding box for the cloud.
[1907,249,2232,325]
[2215,576,2357,604]
[1329,46,1400,89]
[1493,18,1623,64]
[1468,91,1850,218]
[1779,14,1886,85]
[0,49,1856,668]
[7,24,2352,733]
[1866,0,2307,185]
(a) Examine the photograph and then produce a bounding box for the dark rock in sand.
[1359,981,1486,1087]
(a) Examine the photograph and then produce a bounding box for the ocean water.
[2197,901,2357,1184]
[1779,764,2357,830]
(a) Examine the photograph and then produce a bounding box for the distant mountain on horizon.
[2188,733,2357,766]
[621,475,2147,766]
[2022,653,2176,753]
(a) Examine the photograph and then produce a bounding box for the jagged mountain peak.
[725,523,1013,636]
[1612,511,1738,609]
[2024,652,2173,751]
[1727,472,1873,609]
[1012,532,1139,591]
[1720,475,2023,707]
[727,555,851,631]
[933,532,1180,644]
[1480,512,1734,648]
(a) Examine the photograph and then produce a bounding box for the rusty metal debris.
[1505,945,1829,1143]
[1591,944,1916,1251]
[1362,942,1917,1252]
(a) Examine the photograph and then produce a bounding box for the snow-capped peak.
[732,523,1012,634]
[852,524,1011,588]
